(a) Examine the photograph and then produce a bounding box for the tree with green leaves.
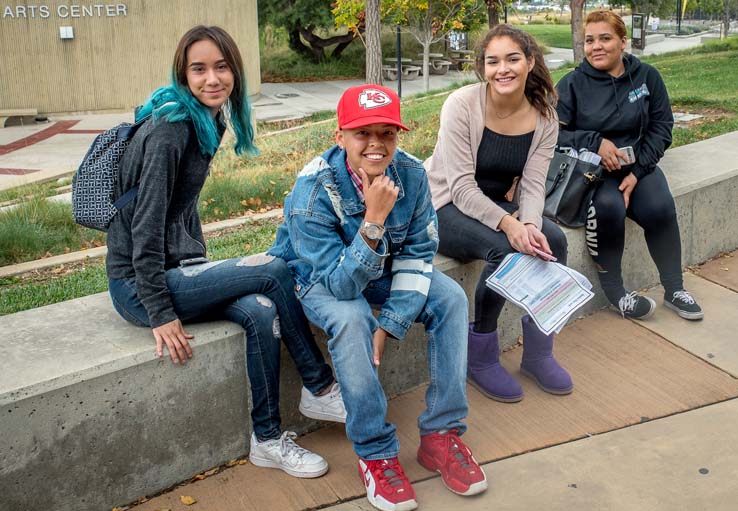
[259,0,360,62]
[333,0,383,84]
[336,0,486,92]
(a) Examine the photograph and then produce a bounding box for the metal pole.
[396,25,402,98]
[676,0,682,34]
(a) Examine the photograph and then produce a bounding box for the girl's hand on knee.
[372,328,388,367]
[618,173,638,208]
[499,215,534,255]
[153,319,194,365]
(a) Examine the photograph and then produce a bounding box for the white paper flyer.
[485,253,594,335]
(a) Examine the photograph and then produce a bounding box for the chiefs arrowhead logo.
[358,88,391,110]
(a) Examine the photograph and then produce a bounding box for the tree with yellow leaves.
[335,0,486,92]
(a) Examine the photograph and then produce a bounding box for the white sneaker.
[249,431,328,478]
[299,381,347,423]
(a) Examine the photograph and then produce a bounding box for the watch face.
[362,222,384,240]
[364,224,382,239]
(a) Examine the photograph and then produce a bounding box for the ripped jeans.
[108,255,335,440]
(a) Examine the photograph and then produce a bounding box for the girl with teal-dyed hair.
[106,26,346,478]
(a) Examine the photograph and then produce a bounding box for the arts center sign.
[2,3,128,19]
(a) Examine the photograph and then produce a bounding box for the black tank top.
[475,127,534,202]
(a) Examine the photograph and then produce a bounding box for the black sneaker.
[664,290,704,320]
[613,291,656,319]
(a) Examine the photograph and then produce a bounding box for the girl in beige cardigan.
[425,25,572,402]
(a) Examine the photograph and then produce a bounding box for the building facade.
[0,0,260,114]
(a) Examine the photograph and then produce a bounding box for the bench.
[2,131,738,511]
[407,60,452,76]
[401,65,421,80]
[0,108,38,128]
[382,65,399,81]
[429,60,452,75]
[451,57,475,70]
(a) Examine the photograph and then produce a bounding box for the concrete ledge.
[0,108,38,128]
[2,131,737,510]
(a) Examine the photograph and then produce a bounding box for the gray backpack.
[71,115,149,231]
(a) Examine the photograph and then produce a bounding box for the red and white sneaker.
[358,457,418,511]
[417,430,488,496]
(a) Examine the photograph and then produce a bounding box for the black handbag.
[543,151,604,228]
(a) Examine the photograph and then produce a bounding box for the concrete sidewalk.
[130,251,738,511]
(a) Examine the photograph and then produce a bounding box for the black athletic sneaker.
[614,291,656,319]
[664,290,704,320]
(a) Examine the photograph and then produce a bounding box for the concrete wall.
[0,0,260,113]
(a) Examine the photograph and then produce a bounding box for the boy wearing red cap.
[269,84,487,510]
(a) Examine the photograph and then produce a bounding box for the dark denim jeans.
[109,255,334,440]
[437,202,568,333]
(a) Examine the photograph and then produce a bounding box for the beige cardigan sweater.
[425,82,558,231]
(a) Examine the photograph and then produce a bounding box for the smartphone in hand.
[618,146,636,165]
[532,247,557,262]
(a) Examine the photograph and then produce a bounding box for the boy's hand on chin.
[358,167,399,223]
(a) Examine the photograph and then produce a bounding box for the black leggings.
[585,166,683,304]
[437,202,568,333]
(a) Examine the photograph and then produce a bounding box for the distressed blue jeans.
[299,269,469,460]
[108,255,334,440]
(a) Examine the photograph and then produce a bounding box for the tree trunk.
[570,0,585,63]
[365,0,383,84]
[487,1,500,28]
[722,0,730,39]
[289,26,321,62]
[290,23,360,63]
[422,43,431,92]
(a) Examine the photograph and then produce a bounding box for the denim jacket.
[269,144,439,340]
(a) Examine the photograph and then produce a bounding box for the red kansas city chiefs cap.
[337,84,410,131]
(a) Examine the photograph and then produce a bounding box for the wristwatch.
[360,221,385,241]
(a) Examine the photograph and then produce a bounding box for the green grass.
[0,198,105,266]
[645,39,738,147]
[519,24,575,49]
[518,23,633,50]
[0,178,70,205]
[0,262,108,315]
[0,219,280,315]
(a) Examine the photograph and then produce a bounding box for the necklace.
[494,108,517,120]
[488,90,525,120]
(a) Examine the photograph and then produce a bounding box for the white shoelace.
[279,431,310,461]
[672,290,696,304]
[326,382,343,402]
[618,291,639,316]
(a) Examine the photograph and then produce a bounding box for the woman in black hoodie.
[555,10,703,321]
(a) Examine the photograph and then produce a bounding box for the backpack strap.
[111,112,152,212]
[113,185,139,211]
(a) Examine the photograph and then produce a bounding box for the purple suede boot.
[520,315,573,395]
[467,324,523,403]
